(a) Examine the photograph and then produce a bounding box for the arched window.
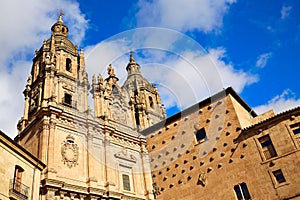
[149,96,154,108]
[66,58,72,72]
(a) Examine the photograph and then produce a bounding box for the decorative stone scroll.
[61,134,79,168]
[114,148,137,163]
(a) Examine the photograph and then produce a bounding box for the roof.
[0,130,46,171]
[233,106,300,143]
[141,86,257,135]
[243,106,300,131]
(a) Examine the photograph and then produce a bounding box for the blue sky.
[0,0,300,138]
[78,0,300,107]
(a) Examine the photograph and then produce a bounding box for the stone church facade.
[0,16,299,200]
[14,16,164,200]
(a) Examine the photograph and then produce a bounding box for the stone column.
[47,114,56,176]
[40,118,50,164]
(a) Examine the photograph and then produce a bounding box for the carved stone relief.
[114,148,137,163]
[197,172,207,187]
[61,134,79,168]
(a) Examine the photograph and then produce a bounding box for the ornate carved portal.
[61,134,79,168]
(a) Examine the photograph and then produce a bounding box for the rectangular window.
[195,128,206,143]
[122,174,131,191]
[290,123,300,135]
[273,169,286,184]
[64,93,72,106]
[14,165,24,193]
[258,135,277,159]
[9,165,29,199]
[234,183,251,200]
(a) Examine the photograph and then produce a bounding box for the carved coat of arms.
[61,134,79,168]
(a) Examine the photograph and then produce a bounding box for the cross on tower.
[58,9,65,17]
[129,50,135,56]
[129,50,135,62]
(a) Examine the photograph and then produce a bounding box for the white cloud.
[142,48,257,109]
[255,52,272,68]
[0,0,88,138]
[281,5,292,20]
[254,89,300,114]
[135,0,236,32]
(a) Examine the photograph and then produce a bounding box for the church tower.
[18,15,89,132]
[16,16,155,200]
[92,52,166,131]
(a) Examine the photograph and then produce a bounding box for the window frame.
[289,122,300,135]
[195,128,207,144]
[149,96,154,108]
[268,168,289,188]
[272,169,286,184]
[66,58,72,72]
[233,182,251,200]
[64,93,72,106]
[257,134,277,160]
[119,164,134,193]
[122,174,131,191]
[13,165,24,193]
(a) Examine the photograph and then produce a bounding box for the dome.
[51,16,69,37]
[123,54,152,90]
[47,16,77,55]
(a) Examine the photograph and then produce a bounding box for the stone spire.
[122,53,166,130]
[126,51,141,75]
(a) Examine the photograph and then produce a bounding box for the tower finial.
[59,9,65,17]
[129,50,135,62]
[58,9,65,22]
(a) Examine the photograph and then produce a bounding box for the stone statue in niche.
[107,64,115,76]
[61,134,79,168]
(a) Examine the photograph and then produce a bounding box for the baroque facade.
[14,16,164,200]
[0,15,299,200]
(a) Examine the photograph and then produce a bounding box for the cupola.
[51,15,69,37]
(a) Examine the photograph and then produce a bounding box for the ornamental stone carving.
[114,148,137,163]
[197,172,207,187]
[61,134,79,168]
